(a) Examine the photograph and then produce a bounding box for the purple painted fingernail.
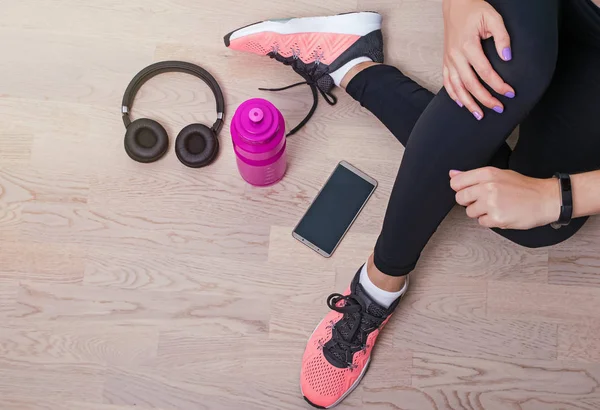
[455,99,464,108]
[502,47,512,61]
[493,106,504,113]
[473,112,483,121]
[504,91,515,98]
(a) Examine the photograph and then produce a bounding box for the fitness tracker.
[551,172,573,229]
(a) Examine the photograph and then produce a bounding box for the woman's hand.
[450,167,560,230]
[443,0,516,120]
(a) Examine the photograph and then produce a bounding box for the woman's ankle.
[366,253,407,292]
[340,62,382,89]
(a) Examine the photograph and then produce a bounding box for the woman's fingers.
[450,167,498,191]
[448,64,483,120]
[463,42,514,103]
[487,12,512,62]
[478,214,496,228]
[453,54,503,113]
[466,200,487,219]
[443,65,462,107]
[455,185,481,206]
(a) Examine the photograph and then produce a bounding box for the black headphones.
[121,61,225,168]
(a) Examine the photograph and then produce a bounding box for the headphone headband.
[121,61,225,134]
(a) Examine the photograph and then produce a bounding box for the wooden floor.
[2,0,600,409]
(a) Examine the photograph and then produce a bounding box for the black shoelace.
[259,52,337,137]
[324,293,385,369]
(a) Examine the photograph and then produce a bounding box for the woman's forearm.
[572,170,600,218]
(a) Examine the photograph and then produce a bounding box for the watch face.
[555,173,573,227]
[562,176,572,192]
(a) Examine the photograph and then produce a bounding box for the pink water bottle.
[230,98,287,186]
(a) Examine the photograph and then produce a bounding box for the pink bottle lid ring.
[232,99,280,144]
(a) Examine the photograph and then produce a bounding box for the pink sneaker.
[224,12,384,135]
[300,267,408,408]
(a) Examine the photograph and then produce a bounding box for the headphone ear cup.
[124,118,169,163]
[175,123,219,168]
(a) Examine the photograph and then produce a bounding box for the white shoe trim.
[329,56,373,87]
[229,12,382,42]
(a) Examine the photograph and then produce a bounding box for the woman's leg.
[346,0,560,279]
[345,63,435,147]
[492,0,600,247]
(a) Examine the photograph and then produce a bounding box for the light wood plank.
[0,166,89,206]
[549,220,600,287]
[393,311,557,360]
[0,134,32,165]
[0,400,146,410]
[412,352,600,409]
[0,29,154,108]
[558,323,600,363]
[0,280,18,315]
[361,386,442,410]
[362,388,600,410]
[84,248,334,299]
[0,99,120,174]
[0,357,105,403]
[0,242,85,283]
[0,323,157,367]
[103,366,279,410]
[9,283,270,337]
[549,248,600,288]
[18,203,270,259]
[394,275,488,320]
[104,345,310,410]
[487,281,600,324]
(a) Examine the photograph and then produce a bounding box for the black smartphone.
[292,161,377,257]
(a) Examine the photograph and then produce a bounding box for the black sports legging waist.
[346,0,600,277]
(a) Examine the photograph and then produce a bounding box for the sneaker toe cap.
[300,355,349,408]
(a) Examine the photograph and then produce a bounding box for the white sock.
[359,262,408,309]
[329,57,373,87]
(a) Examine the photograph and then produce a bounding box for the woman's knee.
[483,42,557,115]
[482,1,559,109]
[502,48,555,106]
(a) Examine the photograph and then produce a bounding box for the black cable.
[260,81,337,137]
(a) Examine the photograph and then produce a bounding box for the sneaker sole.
[224,12,382,47]
[300,317,373,409]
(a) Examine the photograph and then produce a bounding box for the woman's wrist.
[570,171,600,218]
[540,171,600,222]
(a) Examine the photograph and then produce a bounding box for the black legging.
[346,0,600,277]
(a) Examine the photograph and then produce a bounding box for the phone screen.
[294,163,376,256]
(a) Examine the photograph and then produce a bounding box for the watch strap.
[552,172,573,228]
